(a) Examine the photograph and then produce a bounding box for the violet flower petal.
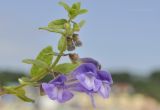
[42,75,73,103]
[97,70,113,84]
[68,83,89,93]
[72,63,97,76]
[98,83,111,98]
[76,73,101,91]
[42,83,57,100]
[59,90,74,103]
[49,74,67,85]
[79,58,101,69]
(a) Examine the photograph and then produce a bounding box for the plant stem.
[0,18,72,96]
[51,49,64,69]
[51,19,71,69]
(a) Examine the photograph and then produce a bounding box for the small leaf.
[48,24,64,29]
[79,20,86,28]
[58,36,67,51]
[59,2,70,12]
[39,27,64,34]
[23,59,48,68]
[72,2,81,10]
[31,69,48,81]
[69,8,78,19]
[3,86,16,94]
[23,59,35,64]
[30,46,54,77]
[18,77,31,85]
[49,19,67,25]
[3,87,34,102]
[48,19,67,29]
[54,63,79,74]
[18,77,38,86]
[17,94,34,102]
[73,23,80,31]
[16,88,34,102]
[64,23,71,30]
[78,9,88,15]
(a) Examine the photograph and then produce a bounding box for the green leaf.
[4,87,34,102]
[48,24,64,29]
[79,20,86,28]
[78,9,88,15]
[23,59,48,68]
[39,27,64,34]
[31,69,48,81]
[54,63,79,74]
[23,59,35,64]
[30,46,54,77]
[16,88,34,102]
[73,23,80,32]
[59,2,70,12]
[17,94,34,102]
[49,19,67,25]
[18,77,31,85]
[58,36,67,51]
[72,2,81,10]
[48,19,67,29]
[18,77,38,86]
[3,86,16,94]
[64,23,71,30]
[69,8,78,19]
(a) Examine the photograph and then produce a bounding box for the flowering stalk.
[0,1,113,107]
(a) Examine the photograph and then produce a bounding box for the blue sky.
[0,0,160,74]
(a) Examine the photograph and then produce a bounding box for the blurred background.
[0,0,160,110]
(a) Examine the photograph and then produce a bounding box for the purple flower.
[71,62,113,98]
[42,75,73,103]
[72,63,102,91]
[41,58,113,107]
[97,70,113,98]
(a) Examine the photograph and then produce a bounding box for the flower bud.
[69,53,79,63]
[72,34,82,47]
[67,37,75,51]
[67,45,75,51]
[75,40,82,47]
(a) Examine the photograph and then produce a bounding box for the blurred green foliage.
[111,70,160,102]
[0,71,26,85]
[111,72,132,83]
[150,70,160,83]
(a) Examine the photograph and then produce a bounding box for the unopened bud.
[67,45,75,51]
[75,40,82,47]
[72,34,78,38]
[72,34,82,47]
[69,53,79,63]
[67,37,75,51]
